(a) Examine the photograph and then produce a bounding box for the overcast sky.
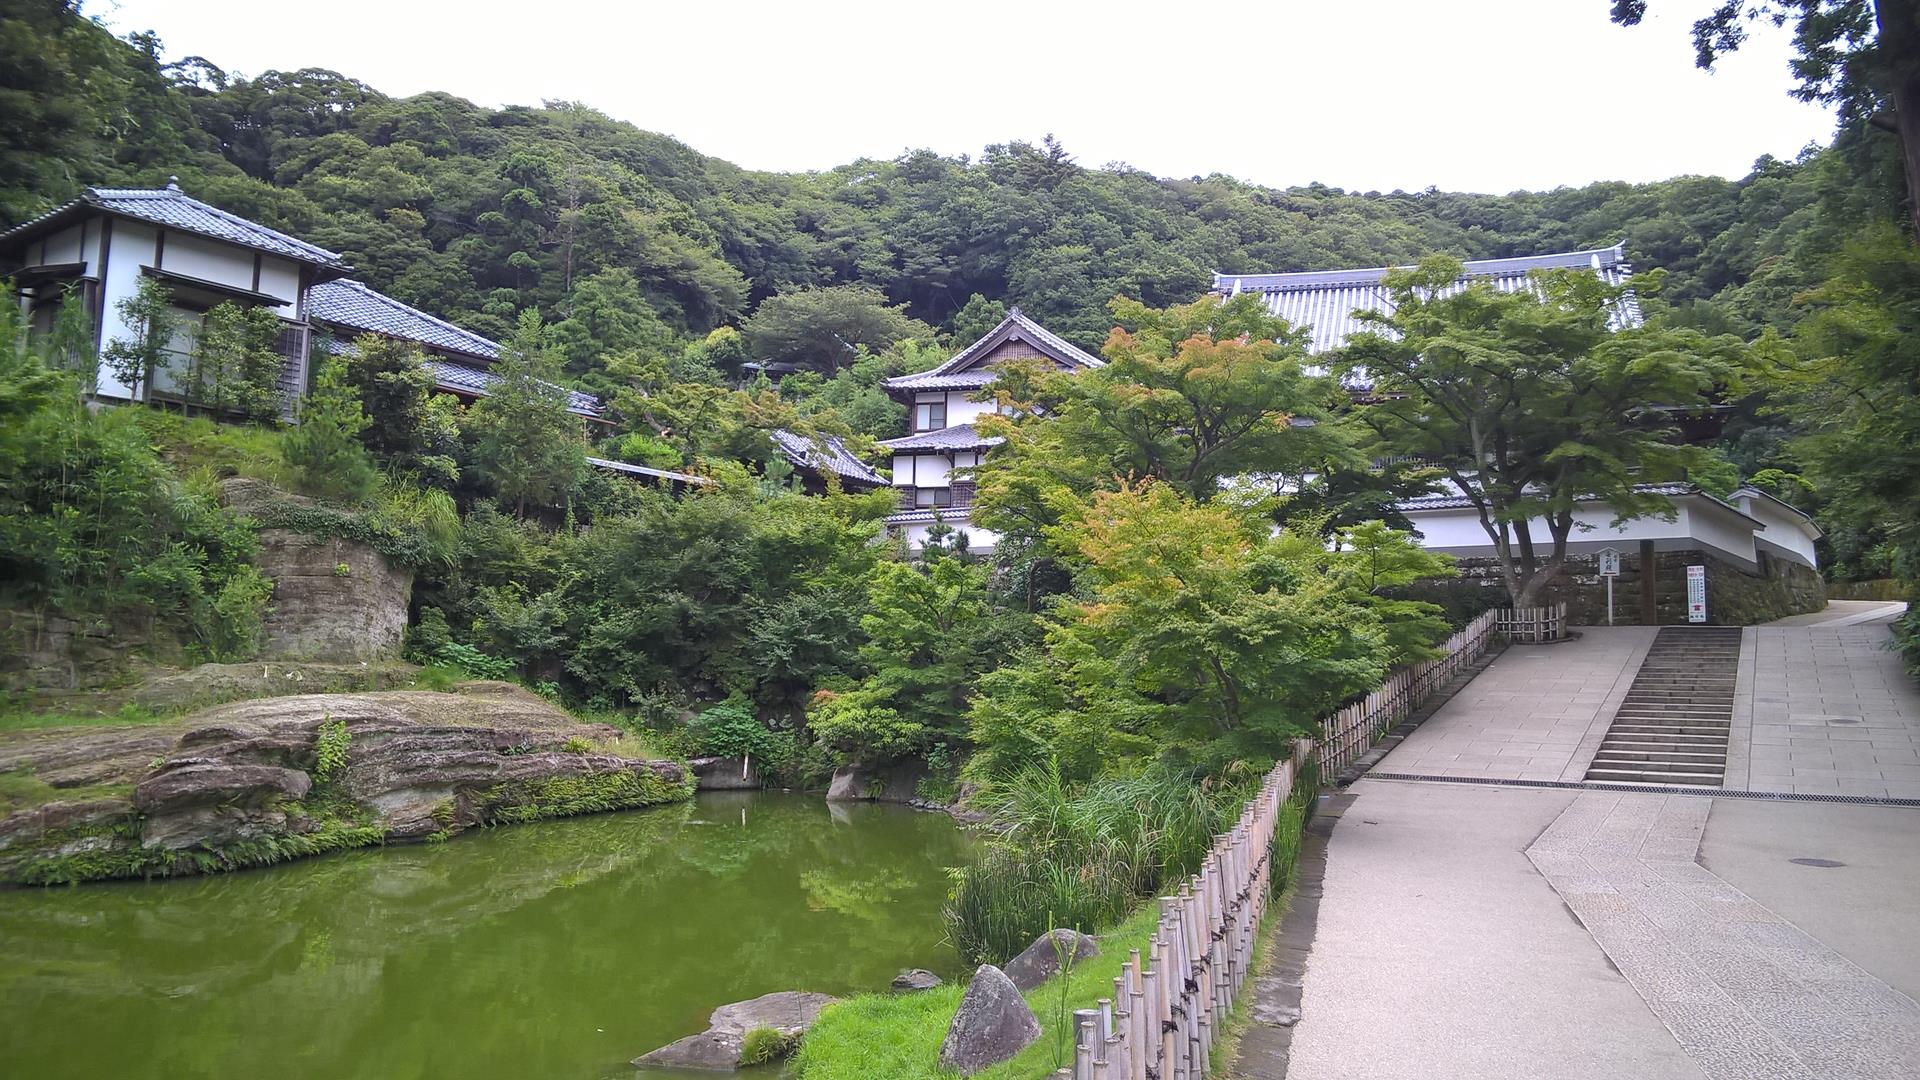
[89,0,1834,194]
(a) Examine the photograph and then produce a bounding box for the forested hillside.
[1,0,1897,383]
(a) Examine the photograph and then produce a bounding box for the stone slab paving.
[1528,791,1920,1080]
[1737,622,1920,799]
[1374,626,1654,783]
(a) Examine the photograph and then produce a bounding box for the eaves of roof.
[1,184,350,276]
[877,424,1002,452]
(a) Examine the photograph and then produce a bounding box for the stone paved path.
[1735,623,1920,798]
[1528,791,1920,1080]
[1375,627,1654,782]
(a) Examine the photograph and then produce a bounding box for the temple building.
[878,308,1103,552]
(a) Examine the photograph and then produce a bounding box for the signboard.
[1597,548,1621,577]
[1687,564,1707,623]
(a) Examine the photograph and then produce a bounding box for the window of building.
[914,487,953,508]
[914,399,947,431]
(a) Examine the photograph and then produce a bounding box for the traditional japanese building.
[878,308,1103,552]
[769,429,888,494]
[0,180,348,405]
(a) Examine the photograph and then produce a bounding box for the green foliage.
[313,718,351,782]
[1337,255,1756,607]
[480,764,692,825]
[0,321,268,659]
[465,311,587,515]
[338,332,461,485]
[744,285,933,373]
[739,1027,801,1066]
[282,357,380,504]
[688,695,795,771]
[433,640,516,681]
[184,301,285,420]
[98,277,179,400]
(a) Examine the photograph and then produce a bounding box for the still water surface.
[0,793,971,1079]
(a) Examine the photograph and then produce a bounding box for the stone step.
[1590,756,1723,774]
[1597,743,1728,759]
[1586,768,1724,786]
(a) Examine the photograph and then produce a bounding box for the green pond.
[0,793,973,1080]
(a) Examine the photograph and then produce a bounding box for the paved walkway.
[1764,599,1907,627]
[1737,621,1920,798]
[1374,627,1654,783]
[1245,616,1920,1080]
[1271,781,1920,1080]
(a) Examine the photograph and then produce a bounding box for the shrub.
[282,358,379,504]
[688,694,795,771]
[739,1027,799,1066]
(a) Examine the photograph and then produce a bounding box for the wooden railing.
[1315,608,1501,777]
[1495,602,1568,644]
[1053,740,1311,1080]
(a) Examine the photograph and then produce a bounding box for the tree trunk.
[1884,0,1920,242]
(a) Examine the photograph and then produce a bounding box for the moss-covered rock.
[0,682,690,885]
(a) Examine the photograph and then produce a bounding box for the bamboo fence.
[1050,739,1310,1080]
[1495,602,1568,644]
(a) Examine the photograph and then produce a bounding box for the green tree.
[1609,1,1920,241]
[465,310,587,516]
[1337,256,1752,608]
[948,293,1007,344]
[100,277,180,403]
[338,332,460,484]
[282,356,380,504]
[744,285,933,373]
[186,301,284,420]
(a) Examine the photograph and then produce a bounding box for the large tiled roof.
[885,508,976,525]
[421,357,601,418]
[884,307,1104,392]
[1213,245,1642,355]
[0,183,350,272]
[308,279,501,362]
[878,423,1002,452]
[1395,481,1757,525]
[771,429,888,486]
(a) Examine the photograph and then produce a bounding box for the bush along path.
[0,681,691,885]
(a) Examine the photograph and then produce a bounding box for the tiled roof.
[883,307,1104,392]
[586,456,712,487]
[0,183,349,272]
[308,279,501,362]
[878,423,1002,452]
[1213,245,1642,355]
[885,508,976,525]
[880,368,1001,393]
[1394,482,1756,524]
[421,358,601,418]
[771,429,888,486]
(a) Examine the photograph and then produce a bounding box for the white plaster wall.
[257,258,302,313]
[162,234,300,317]
[32,223,89,267]
[946,392,995,426]
[1737,497,1820,568]
[902,517,1000,554]
[95,222,159,399]
[1684,502,1760,567]
[1403,498,1760,569]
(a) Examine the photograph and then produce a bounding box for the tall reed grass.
[945,764,1263,965]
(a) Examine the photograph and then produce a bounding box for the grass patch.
[0,770,133,814]
[0,702,176,733]
[794,905,1163,1080]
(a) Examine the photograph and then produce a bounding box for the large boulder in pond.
[939,965,1041,1074]
[689,755,762,790]
[1002,928,1100,991]
[631,990,837,1070]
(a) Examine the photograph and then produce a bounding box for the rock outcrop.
[1002,928,1101,991]
[824,760,926,803]
[939,965,1041,1074]
[0,682,690,885]
[221,480,413,661]
[631,990,838,1070]
[689,754,763,790]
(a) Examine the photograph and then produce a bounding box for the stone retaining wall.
[1400,548,1825,626]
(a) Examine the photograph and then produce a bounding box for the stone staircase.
[1584,627,1743,786]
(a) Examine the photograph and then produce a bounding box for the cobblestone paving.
[1528,791,1920,1080]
